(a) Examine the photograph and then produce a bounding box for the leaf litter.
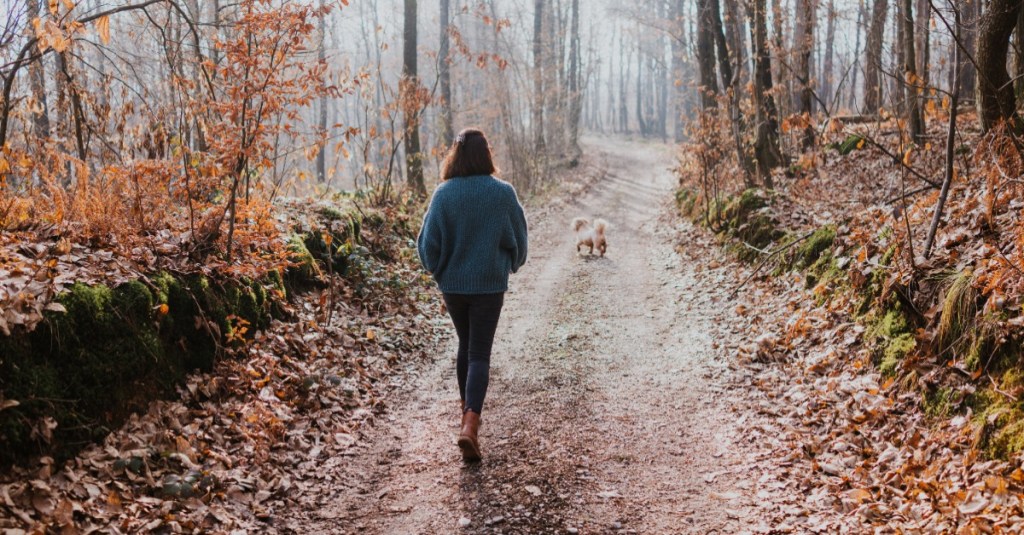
[0,225,446,533]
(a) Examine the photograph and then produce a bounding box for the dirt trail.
[299,137,768,534]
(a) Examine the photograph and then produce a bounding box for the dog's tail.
[571,217,589,232]
[594,218,608,234]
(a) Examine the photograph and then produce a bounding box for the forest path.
[296,136,768,534]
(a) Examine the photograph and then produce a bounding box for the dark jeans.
[442,292,505,415]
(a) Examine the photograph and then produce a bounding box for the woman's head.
[440,128,497,180]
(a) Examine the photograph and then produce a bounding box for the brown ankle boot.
[458,410,482,462]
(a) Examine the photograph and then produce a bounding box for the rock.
[457,517,471,528]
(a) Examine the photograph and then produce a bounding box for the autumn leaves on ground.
[4,126,1024,533]
[6,0,1024,533]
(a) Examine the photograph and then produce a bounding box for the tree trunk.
[696,0,720,110]
[924,5,960,260]
[793,0,817,148]
[620,36,629,133]
[959,0,978,104]
[1015,6,1024,102]
[636,37,647,136]
[893,1,906,114]
[863,0,888,113]
[722,0,747,87]
[440,0,453,145]
[402,0,424,195]
[822,0,836,111]
[850,0,866,110]
[750,0,782,187]
[976,0,1022,132]
[711,0,735,91]
[533,0,546,152]
[771,0,786,116]
[567,0,581,160]
[27,0,50,140]
[671,0,686,142]
[902,0,924,141]
[316,0,327,183]
[915,0,930,94]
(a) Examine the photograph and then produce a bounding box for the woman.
[417,128,528,462]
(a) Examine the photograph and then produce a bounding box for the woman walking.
[417,128,528,462]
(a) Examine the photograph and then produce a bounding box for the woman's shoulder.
[484,175,518,195]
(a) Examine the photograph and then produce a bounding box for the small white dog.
[572,217,608,257]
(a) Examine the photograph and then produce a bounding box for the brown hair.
[440,128,498,180]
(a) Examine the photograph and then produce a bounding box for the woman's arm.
[417,192,443,274]
[509,188,528,273]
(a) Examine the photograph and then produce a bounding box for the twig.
[728,230,817,299]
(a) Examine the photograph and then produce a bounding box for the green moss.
[990,418,1024,458]
[879,333,916,376]
[805,251,846,291]
[676,189,698,217]
[792,226,836,271]
[286,234,322,282]
[0,266,286,467]
[866,306,916,377]
[923,387,958,417]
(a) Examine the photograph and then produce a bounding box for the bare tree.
[533,0,546,153]
[901,0,925,141]
[403,0,425,195]
[793,0,817,148]
[958,0,978,103]
[976,0,1022,131]
[316,0,327,183]
[821,0,837,111]
[863,0,889,113]
[749,0,782,187]
[440,0,453,145]
[696,0,720,110]
[567,0,582,161]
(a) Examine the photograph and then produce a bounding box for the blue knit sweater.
[417,175,528,294]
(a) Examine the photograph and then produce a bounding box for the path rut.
[301,137,765,534]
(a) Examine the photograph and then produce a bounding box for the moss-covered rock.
[791,226,836,271]
[866,306,916,377]
[0,270,276,467]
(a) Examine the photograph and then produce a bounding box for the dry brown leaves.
[716,268,1024,532]
[0,237,444,533]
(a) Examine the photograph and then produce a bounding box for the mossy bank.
[0,199,421,467]
[0,273,278,467]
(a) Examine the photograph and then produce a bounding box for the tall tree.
[915,0,930,96]
[958,0,978,103]
[671,0,687,141]
[793,0,817,148]
[440,0,453,145]
[720,0,747,89]
[821,0,837,111]
[849,0,866,110]
[402,0,425,195]
[863,0,889,113]
[567,0,582,160]
[901,0,924,141]
[316,0,328,183]
[1016,7,1024,102]
[533,0,546,152]
[975,0,1022,131]
[696,0,720,110]
[27,0,50,140]
[749,0,782,187]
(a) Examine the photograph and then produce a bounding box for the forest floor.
[285,137,811,534]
